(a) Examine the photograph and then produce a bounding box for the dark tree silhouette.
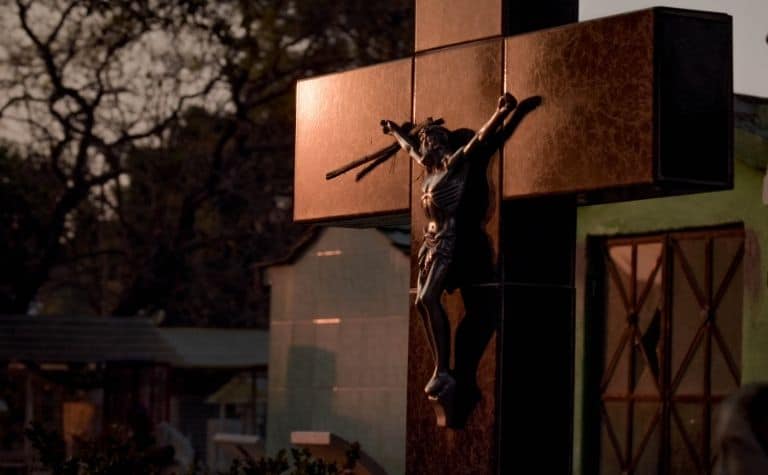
[0,0,412,325]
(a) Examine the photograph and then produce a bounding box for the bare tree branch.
[45,1,79,46]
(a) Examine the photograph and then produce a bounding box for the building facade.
[264,227,410,474]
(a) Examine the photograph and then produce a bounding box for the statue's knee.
[415,294,427,313]
[415,293,438,315]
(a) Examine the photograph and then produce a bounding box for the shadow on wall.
[282,343,394,474]
[279,345,362,451]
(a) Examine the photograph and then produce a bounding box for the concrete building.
[263,227,410,474]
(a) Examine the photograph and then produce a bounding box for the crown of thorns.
[418,123,450,144]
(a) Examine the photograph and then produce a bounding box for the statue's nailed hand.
[497,92,518,112]
[380,119,397,135]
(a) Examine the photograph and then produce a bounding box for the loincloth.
[417,226,456,276]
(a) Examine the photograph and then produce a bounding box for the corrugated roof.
[0,315,179,364]
[158,328,268,368]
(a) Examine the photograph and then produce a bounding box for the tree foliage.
[0,0,413,324]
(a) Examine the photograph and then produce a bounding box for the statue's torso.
[420,160,467,230]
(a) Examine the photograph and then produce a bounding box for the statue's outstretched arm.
[382,120,424,166]
[446,93,517,168]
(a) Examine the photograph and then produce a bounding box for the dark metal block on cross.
[292,1,732,474]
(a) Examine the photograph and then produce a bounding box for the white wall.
[581,0,768,97]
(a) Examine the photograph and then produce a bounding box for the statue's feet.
[424,371,456,399]
[426,372,457,427]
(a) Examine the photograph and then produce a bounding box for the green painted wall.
[572,159,768,473]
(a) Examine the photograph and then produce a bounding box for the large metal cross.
[293,1,732,473]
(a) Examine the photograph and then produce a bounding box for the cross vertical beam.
[407,38,505,473]
[498,197,576,474]
[405,2,578,473]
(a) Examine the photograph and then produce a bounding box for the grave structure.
[293,1,733,473]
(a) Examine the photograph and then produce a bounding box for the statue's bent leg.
[415,268,438,369]
[416,257,455,398]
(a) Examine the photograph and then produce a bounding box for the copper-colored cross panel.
[294,59,412,222]
[407,39,503,474]
[503,8,732,201]
[415,0,502,52]
[503,10,655,199]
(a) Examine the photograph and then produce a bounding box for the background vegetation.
[0,0,413,326]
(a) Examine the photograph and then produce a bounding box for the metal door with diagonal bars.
[591,226,744,475]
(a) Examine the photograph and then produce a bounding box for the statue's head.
[418,124,451,167]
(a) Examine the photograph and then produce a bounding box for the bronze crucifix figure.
[381,93,517,407]
[329,92,518,422]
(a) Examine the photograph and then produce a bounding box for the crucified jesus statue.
[381,92,518,408]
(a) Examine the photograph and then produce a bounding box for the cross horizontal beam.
[294,59,412,223]
[503,8,733,202]
[293,8,732,224]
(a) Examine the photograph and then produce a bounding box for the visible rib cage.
[421,168,467,220]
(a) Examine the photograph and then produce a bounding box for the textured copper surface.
[294,59,412,222]
[407,39,502,475]
[503,10,655,199]
[415,0,502,52]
